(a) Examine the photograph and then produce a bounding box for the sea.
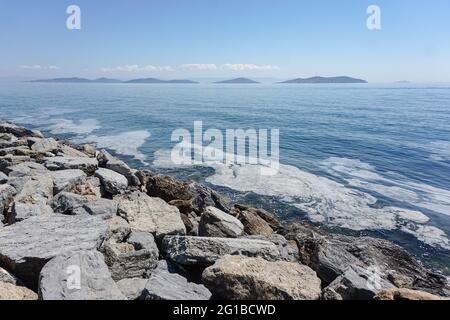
[1,81,449,272]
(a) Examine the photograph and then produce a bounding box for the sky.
[0,0,449,82]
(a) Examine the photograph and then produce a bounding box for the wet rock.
[7,202,53,223]
[0,282,38,300]
[203,255,321,300]
[103,231,159,281]
[83,198,117,218]
[286,224,450,296]
[44,156,98,174]
[142,262,211,300]
[38,250,126,300]
[95,168,128,195]
[30,138,59,153]
[0,214,108,289]
[50,169,87,194]
[374,288,447,300]
[322,265,396,300]
[116,278,147,300]
[163,235,283,267]
[116,191,185,239]
[198,206,244,238]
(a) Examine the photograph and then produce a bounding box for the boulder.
[38,250,126,300]
[30,138,59,153]
[163,236,283,267]
[116,191,185,239]
[142,262,211,300]
[105,216,132,243]
[83,198,117,218]
[189,182,232,214]
[51,192,90,215]
[57,144,89,158]
[0,122,43,138]
[198,206,244,238]
[286,223,450,296]
[13,174,53,205]
[234,204,282,232]
[374,288,447,300]
[0,266,22,285]
[238,209,274,236]
[0,184,16,213]
[98,149,140,186]
[95,168,128,195]
[0,172,8,183]
[103,231,159,281]
[246,234,299,262]
[0,281,38,300]
[202,255,321,300]
[322,265,396,300]
[116,278,147,300]
[70,176,101,198]
[7,202,53,223]
[50,169,86,194]
[44,156,98,174]
[6,161,48,177]
[0,214,108,289]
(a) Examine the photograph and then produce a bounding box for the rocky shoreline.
[0,121,448,300]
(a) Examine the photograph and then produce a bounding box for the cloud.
[19,65,60,70]
[100,64,174,73]
[180,64,218,71]
[222,64,280,71]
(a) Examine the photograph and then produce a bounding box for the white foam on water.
[47,118,100,135]
[426,141,450,161]
[79,130,151,164]
[153,147,449,250]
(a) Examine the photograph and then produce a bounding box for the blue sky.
[0,0,449,82]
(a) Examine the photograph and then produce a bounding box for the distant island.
[214,77,260,84]
[279,76,367,84]
[29,77,199,84]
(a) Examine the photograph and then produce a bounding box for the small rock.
[30,138,59,153]
[116,278,147,300]
[202,255,321,300]
[83,198,118,218]
[374,288,447,300]
[142,262,211,300]
[44,156,98,174]
[50,169,87,194]
[163,235,283,267]
[116,191,186,239]
[83,144,97,157]
[38,250,126,300]
[0,281,38,300]
[95,168,128,195]
[199,206,244,238]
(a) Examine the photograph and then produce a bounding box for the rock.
[50,169,87,194]
[38,250,126,300]
[7,202,53,223]
[103,231,159,281]
[202,255,321,300]
[83,144,97,157]
[13,174,53,205]
[0,121,43,138]
[0,214,108,289]
[286,224,450,296]
[6,161,48,177]
[234,204,282,231]
[0,184,16,213]
[83,198,117,218]
[30,138,59,153]
[44,156,98,174]
[0,172,8,183]
[189,182,232,214]
[70,176,101,198]
[246,234,299,262]
[116,191,185,239]
[142,262,211,300]
[116,278,147,300]
[106,216,132,243]
[322,265,396,300]
[51,192,89,215]
[0,281,38,300]
[0,266,22,285]
[238,209,274,236]
[198,206,244,238]
[58,144,89,158]
[163,236,283,267]
[95,168,128,195]
[374,288,447,300]
[98,149,140,186]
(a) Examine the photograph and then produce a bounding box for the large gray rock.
[105,216,132,243]
[98,149,140,186]
[95,168,128,195]
[245,234,299,262]
[50,169,86,194]
[286,223,450,297]
[116,278,147,300]
[322,265,396,300]
[38,250,126,300]
[0,184,16,213]
[57,144,89,158]
[0,282,38,300]
[198,206,244,238]
[30,138,59,153]
[0,172,8,183]
[103,231,159,281]
[0,214,108,288]
[0,266,22,285]
[51,192,90,215]
[163,235,283,267]
[142,262,211,300]
[44,156,98,174]
[13,175,53,208]
[0,122,43,138]
[7,201,53,223]
[83,198,117,218]
[203,255,321,300]
[116,192,186,239]
[6,161,48,177]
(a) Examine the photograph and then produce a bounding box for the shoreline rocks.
[0,121,448,300]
